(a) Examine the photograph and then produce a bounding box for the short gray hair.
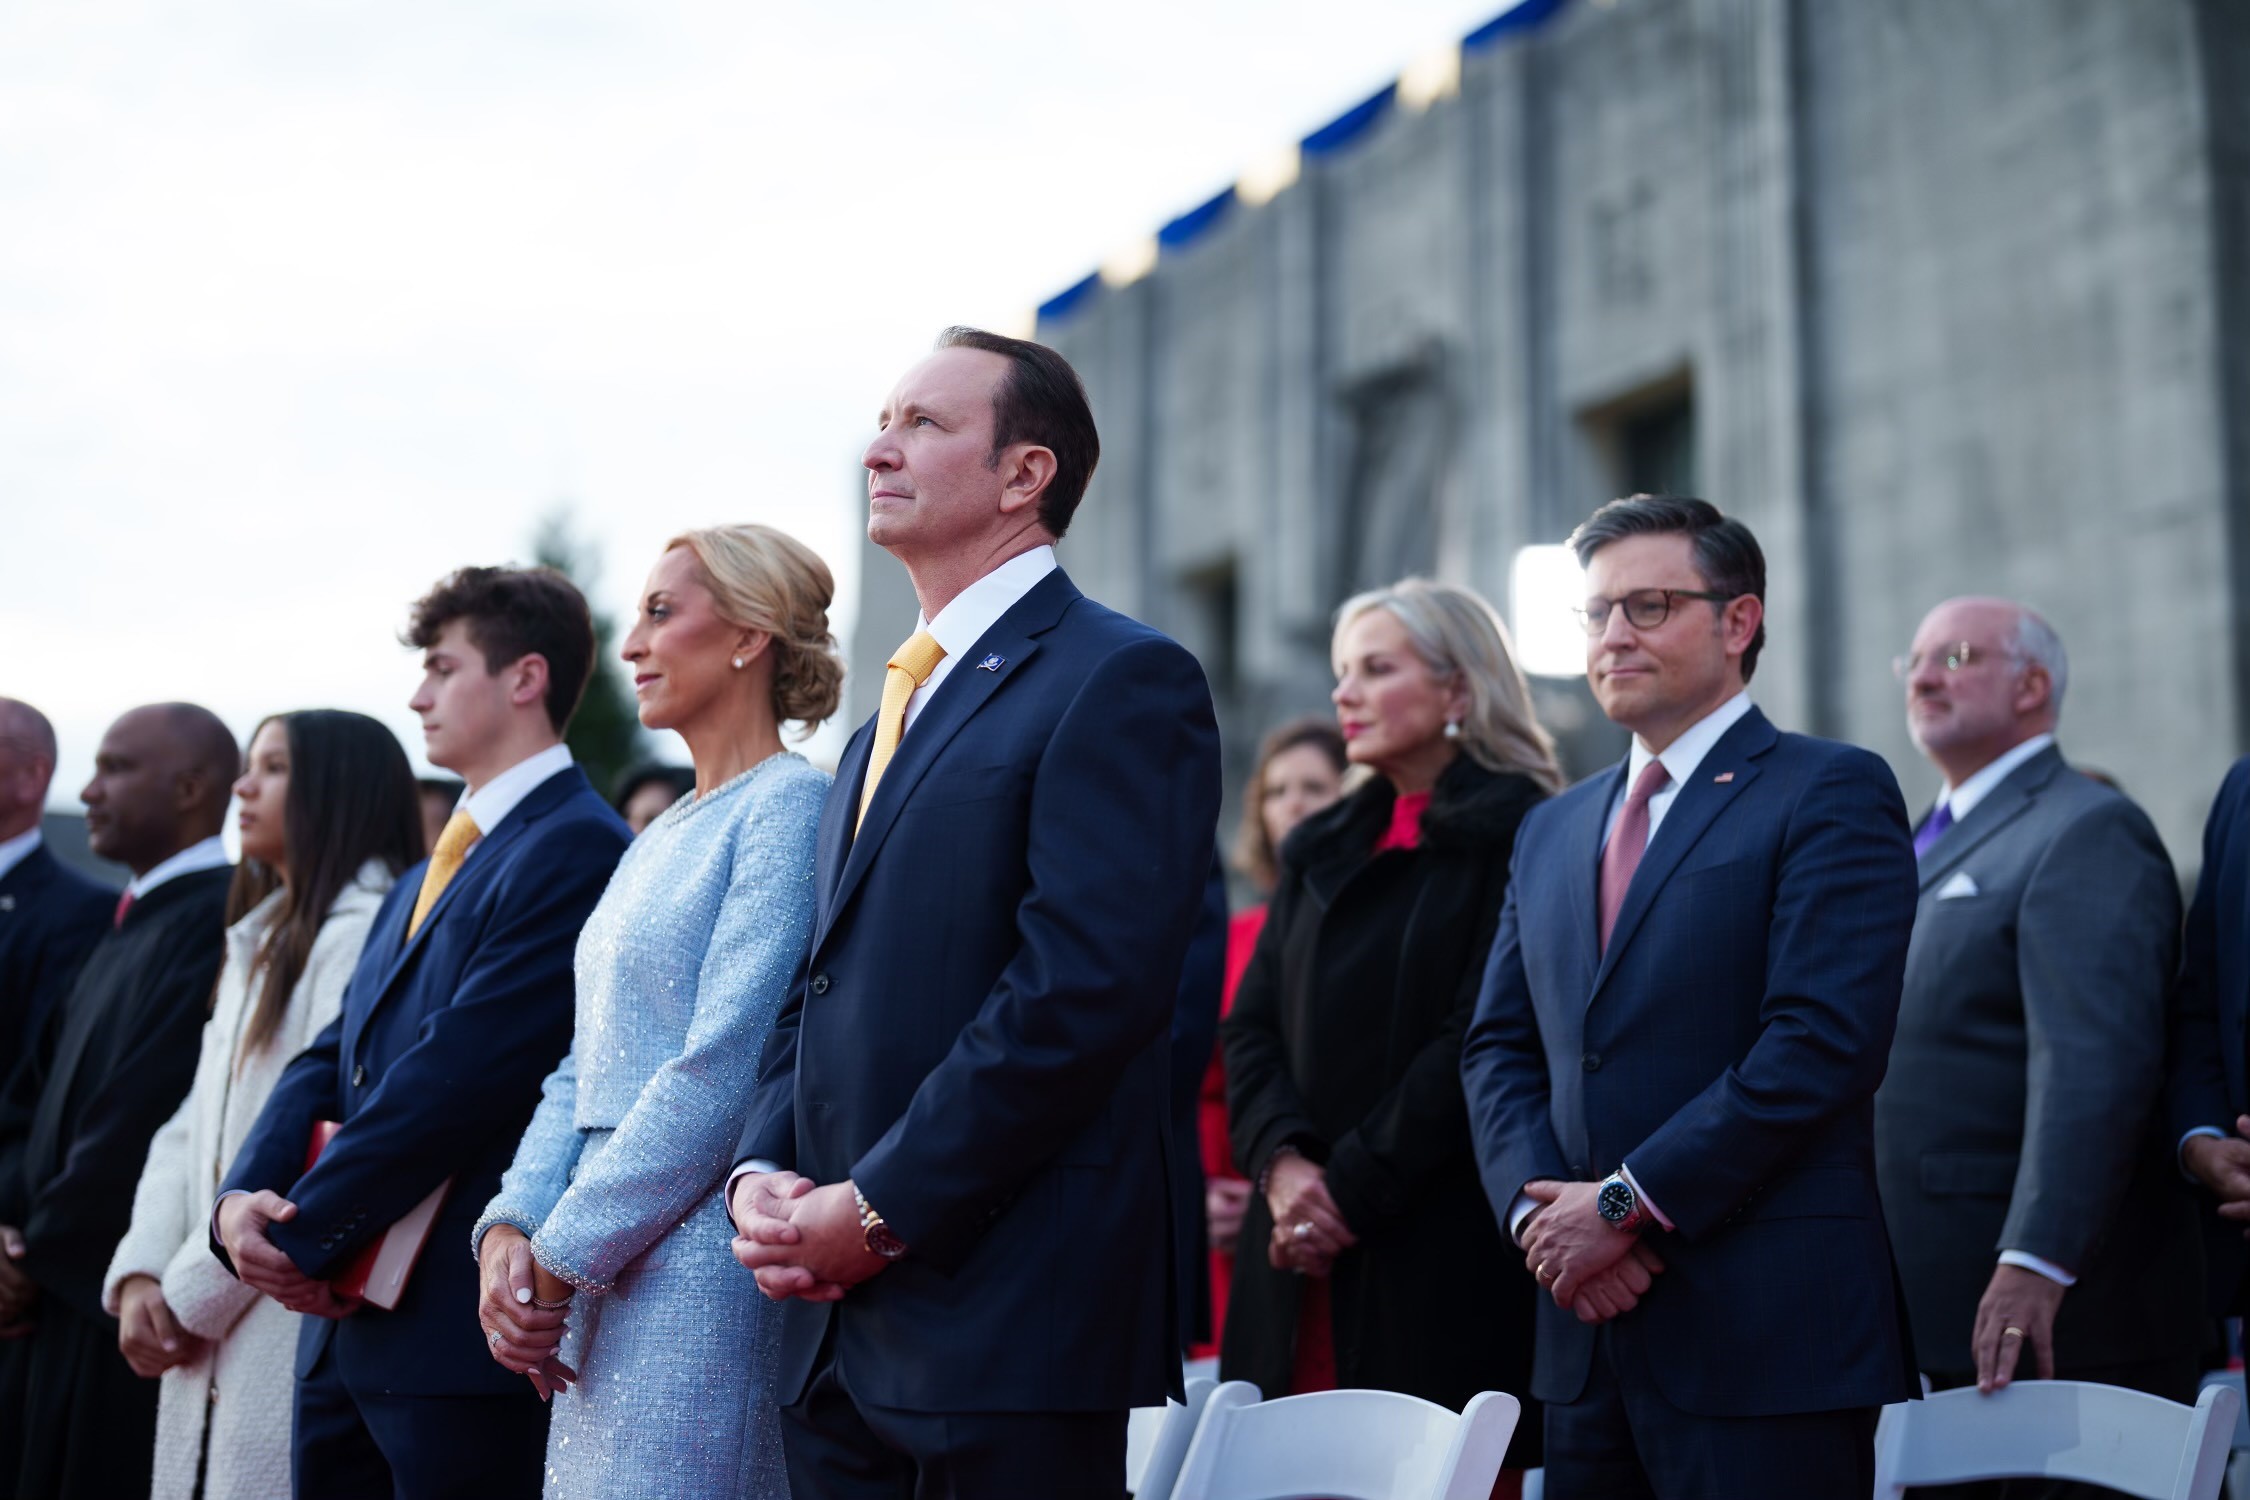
[2011,606,2068,715]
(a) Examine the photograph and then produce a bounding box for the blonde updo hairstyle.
[665,524,844,734]
[1333,577,1565,794]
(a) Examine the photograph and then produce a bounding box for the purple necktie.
[1914,802,1955,858]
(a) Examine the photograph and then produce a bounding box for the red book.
[303,1120,451,1311]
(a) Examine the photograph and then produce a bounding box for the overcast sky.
[3,0,1523,807]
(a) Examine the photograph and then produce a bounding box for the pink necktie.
[113,891,134,930]
[1599,760,1672,952]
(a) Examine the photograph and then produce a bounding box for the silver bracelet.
[529,1293,572,1311]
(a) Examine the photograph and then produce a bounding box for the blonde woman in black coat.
[1221,578,1566,1489]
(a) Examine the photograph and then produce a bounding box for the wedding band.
[2002,1327,2025,1340]
[1293,1221,1312,1240]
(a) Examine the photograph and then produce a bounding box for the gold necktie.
[408,809,480,939]
[857,630,948,832]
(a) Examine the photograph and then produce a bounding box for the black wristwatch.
[1596,1171,1650,1235]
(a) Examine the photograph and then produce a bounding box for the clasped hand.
[476,1225,577,1401]
[1262,1153,1356,1277]
[728,1172,886,1303]
[215,1191,360,1320]
[2185,1116,2250,1239]
[116,1274,207,1378]
[1520,1179,1666,1325]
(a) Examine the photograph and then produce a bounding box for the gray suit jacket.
[1875,745,2201,1376]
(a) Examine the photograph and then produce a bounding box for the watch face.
[1597,1179,1635,1224]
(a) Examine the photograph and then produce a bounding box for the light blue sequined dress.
[476,751,826,1500]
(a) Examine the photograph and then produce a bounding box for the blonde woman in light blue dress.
[473,524,840,1499]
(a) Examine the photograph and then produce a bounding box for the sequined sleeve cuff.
[468,1206,542,1263]
[528,1235,612,1297]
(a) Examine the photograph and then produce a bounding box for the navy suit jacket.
[733,567,1221,1414]
[1461,706,1920,1417]
[0,844,114,1071]
[217,766,628,1397]
[2166,754,2250,1311]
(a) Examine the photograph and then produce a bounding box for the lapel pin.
[1713,772,1735,784]
[978,654,1005,672]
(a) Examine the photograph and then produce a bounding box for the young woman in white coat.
[101,709,423,1500]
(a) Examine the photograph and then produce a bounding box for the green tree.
[532,506,647,798]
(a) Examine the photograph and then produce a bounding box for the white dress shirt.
[450,742,577,857]
[904,545,1058,733]
[729,547,1058,1200]
[0,827,41,884]
[1511,691,1755,1243]
[128,835,232,899]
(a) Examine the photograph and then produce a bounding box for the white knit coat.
[101,866,390,1500]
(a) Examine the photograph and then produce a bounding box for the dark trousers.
[294,1342,548,1500]
[781,1329,1127,1500]
[1911,1353,2204,1500]
[1543,1323,1878,1500]
[11,1301,157,1500]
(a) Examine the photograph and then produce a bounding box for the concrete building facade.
[853,0,2250,864]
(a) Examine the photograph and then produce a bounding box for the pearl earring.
[732,657,745,669]
[1443,719,1461,740]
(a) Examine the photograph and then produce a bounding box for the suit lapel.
[817,569,1078,946]
[1915,747,2060,892]
[1590,708,1775,1002]
[816,720,876,930]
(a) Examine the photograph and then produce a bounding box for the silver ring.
[488,1329,502,1348]
[1293,1221,1312,1241]
[2002,1327,2025,1340]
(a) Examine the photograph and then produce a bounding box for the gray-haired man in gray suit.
[1876,598,2202,1438]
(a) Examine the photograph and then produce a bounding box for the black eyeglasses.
[1574,588,1733,636]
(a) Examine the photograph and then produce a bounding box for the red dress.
[1191,906,1267,1359]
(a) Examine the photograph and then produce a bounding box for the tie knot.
[432,809,480,863]
[1627,759,1672,806]
[889,631,947,686]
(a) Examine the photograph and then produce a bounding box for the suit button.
[810,974,831,996]
[352,1065,366,1087]
[1582,1052,1602,1072]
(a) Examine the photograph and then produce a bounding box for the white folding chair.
[2195,1370,2250,1499]
[1872,1380,2240,1500]
[1171,1382,1521,1500]
[1129,1377,1221,1500]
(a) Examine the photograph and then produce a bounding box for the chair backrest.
[1172,1383,1521,1500]
[2198,1371,2250,1452]
[1872,1381,2240,1500]
[1130,1377,1220,1500]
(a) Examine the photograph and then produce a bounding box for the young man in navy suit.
[729,328,1221,1497]
[1462,495,1919,1498]
[216,568,629,1500]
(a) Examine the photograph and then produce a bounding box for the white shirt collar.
[1937,732,2056,824]
[0,827,41,884]
[456,742,576,839]
[128,834,231,899]
[919,545,1058,661]
[1626,691,1756,797]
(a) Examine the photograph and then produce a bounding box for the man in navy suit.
[2168,757,2250,1314]
[216,567,629,1500]
[0,698,113,1071]
[729,327,1221,1497]
[1462,495,1919,1498]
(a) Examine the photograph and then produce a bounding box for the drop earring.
[1443,719,1461,740]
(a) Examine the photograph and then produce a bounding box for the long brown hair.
[225,710,422,1065]
[1232,718,1349,893]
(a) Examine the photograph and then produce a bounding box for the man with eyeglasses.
[1876,599,2201,1460]
[1462,494,1919,1498]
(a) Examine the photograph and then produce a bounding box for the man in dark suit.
[1878,598,2200,1437]
[0,701,237,1499]
[1462,495,1919,1498]
[216,567,629,1500]
[0,698,113,1073]
[729,327,1222,1497]
[2169,757,2250,1316]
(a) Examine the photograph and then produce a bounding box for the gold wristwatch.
[854,1184,907,1260]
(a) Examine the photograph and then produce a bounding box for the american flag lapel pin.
[1713,772,1735,784]
[978,654,1005,672]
